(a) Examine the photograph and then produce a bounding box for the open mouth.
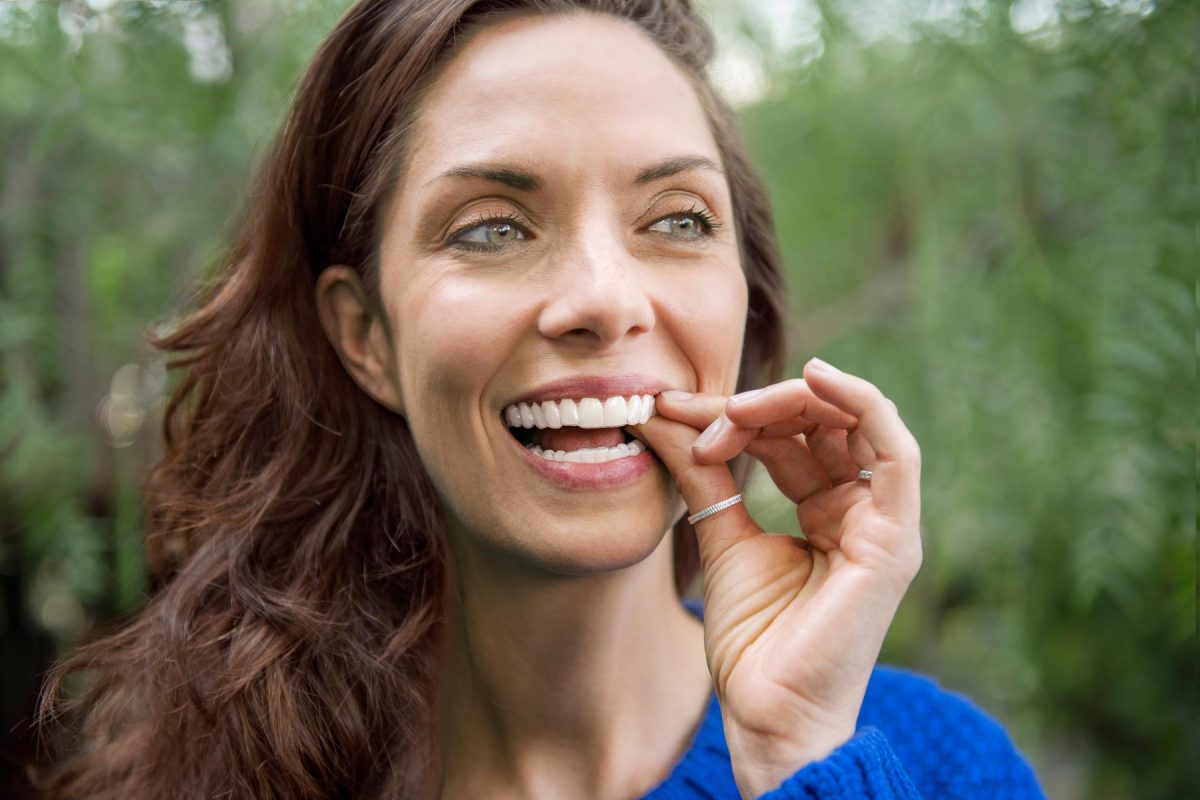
[503,394,655,464]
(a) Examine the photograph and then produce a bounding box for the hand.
[633,358,923,799]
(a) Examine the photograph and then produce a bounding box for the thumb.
[633,414,761,570]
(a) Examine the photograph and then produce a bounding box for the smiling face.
[369,11,748,573]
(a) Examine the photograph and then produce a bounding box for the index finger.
[691,378,856,464]
[724,379,858,431]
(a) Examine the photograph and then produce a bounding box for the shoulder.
[858,664,1044,798]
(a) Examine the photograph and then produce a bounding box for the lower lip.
[509,433,657,491]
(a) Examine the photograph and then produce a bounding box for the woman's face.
[375,11,747,573]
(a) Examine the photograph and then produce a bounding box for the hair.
[31,1,786,797]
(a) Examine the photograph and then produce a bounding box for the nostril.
[560,327,606,342]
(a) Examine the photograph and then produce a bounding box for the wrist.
[725,720,856,798]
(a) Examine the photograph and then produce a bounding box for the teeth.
[528,440,646,463]
[560,398,579,426]
[503,394,658,430]
[578,398,604,429]
[627,395,642,423]
[602,396,627,427]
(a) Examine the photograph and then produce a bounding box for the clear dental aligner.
[503,394,656,429]
[503,394,656,465]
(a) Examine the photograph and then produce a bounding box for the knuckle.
[894,436,921,465]
[863,382,886,406]
[858,388,890,420]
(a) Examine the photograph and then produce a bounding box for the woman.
[35,1,1044,798]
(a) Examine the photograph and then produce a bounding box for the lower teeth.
[527,440,645,463]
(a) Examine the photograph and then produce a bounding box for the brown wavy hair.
[32,1,785,797]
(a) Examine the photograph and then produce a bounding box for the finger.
[755,418,819,438]
[690,414,761,466]
[795,482,869,551]
[660,391,841,504]
[652,390,726,430]
[694,377,859,464]
[631,414,761,570]
[803,425,861,484]
[742,435,831,504]
[652,391,759,466]
[802,358,921,523]
[846,427,879,470]
[725,379,858,430]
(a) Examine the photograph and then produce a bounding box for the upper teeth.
[503,394,656,429]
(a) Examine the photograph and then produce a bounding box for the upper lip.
[505,374,675,407]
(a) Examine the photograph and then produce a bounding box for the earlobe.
[314,266,404,414]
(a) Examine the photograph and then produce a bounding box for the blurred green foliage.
[0,1,1193,798]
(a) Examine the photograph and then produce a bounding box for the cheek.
[662,264,748,394]
[390,275,528,442]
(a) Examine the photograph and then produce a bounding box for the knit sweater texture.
[642,599,1045,799]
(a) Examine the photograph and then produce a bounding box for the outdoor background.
[0,0,1193,797]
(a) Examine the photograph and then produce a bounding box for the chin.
[530,515,675,576]
[452,501,676,578]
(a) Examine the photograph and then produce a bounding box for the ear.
[315,266,404,414]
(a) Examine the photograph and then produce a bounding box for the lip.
[504,373,673,407]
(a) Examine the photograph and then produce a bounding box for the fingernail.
[659,389,694,401]
[693,417,724,448]
[809,356,840,374]
[728,388,765,406]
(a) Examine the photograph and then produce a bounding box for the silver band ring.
[687,493,744,525]
[858,469,873,481]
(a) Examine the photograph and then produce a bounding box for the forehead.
[403,11,720,189]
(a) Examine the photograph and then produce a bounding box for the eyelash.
[667,204,722,238]
[445,204,723,253]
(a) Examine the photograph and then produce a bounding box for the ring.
[858,469,873,481]
[687,493,744,525]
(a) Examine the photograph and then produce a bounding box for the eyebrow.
[633,155,723,185]
[430,154,724,192]
[436,165,541,192]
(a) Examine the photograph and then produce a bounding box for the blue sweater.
[643,600,1045,799]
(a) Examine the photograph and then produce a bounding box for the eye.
[646,207,720,240]
[449,216,529,251]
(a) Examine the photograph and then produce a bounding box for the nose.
[536,228,655,348]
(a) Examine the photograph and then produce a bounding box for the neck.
[435,527,712,800]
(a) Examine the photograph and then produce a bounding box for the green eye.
[647,207,719,240]
[455,220,526,248]
[652,215,700,235]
